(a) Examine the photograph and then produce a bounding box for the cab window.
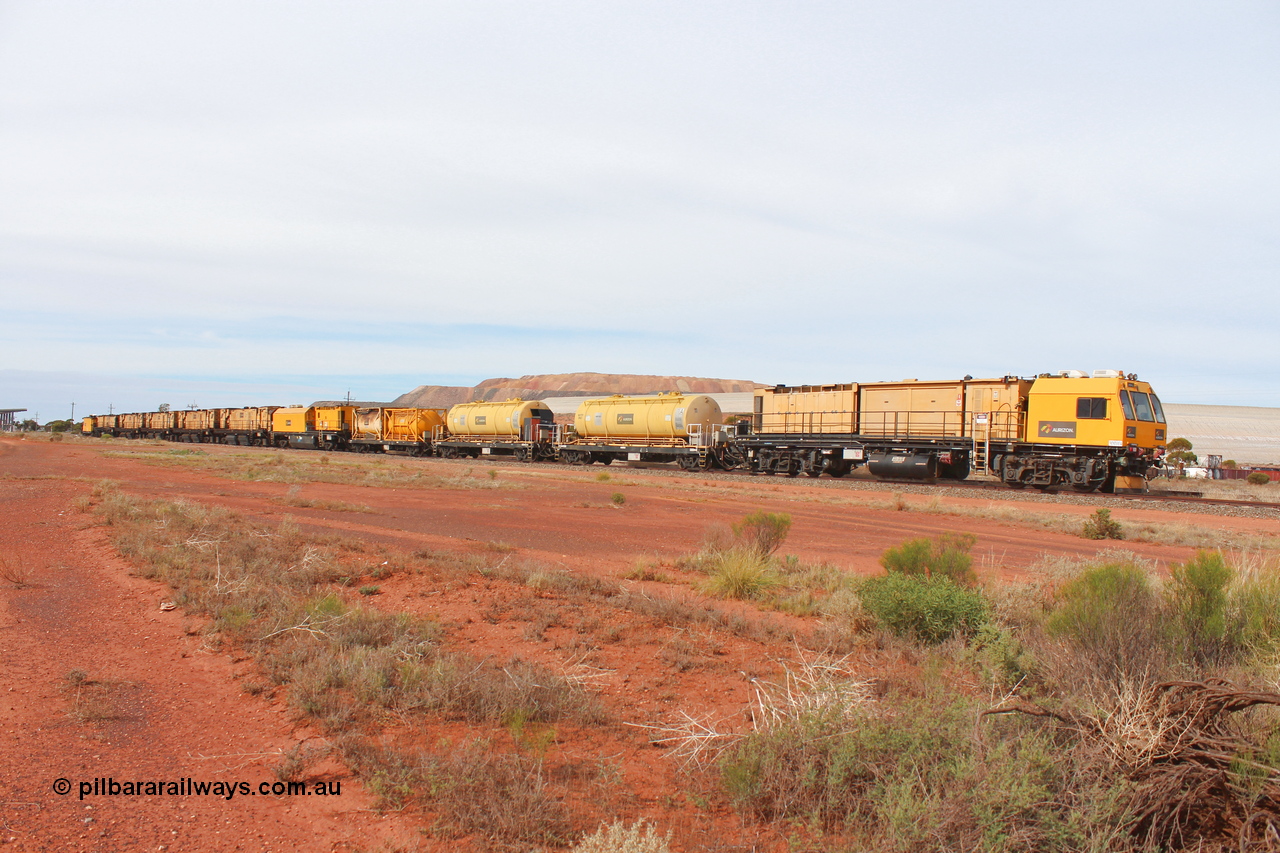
[1120,390,1135,420]
[1130,391,1155,422]
[1076,397,1108,419]
[1149,393,1166,424]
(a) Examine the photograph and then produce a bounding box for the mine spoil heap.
[392,372,759,408]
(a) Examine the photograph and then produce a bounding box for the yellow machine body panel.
[753,384,859,434]
[1025,375,1167,451]
[448,399,553,439]
[118,413,143,430]
[98,414,119,430]
[314,406,354,433]
[574,393,722,440]
[384,408,445,442]
[962,378,1031,443]
[81,416,97,434]
[858,380,969,437]
[272,407,314,434]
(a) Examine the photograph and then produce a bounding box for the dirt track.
[3,435,1277,851]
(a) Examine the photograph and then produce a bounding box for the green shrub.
[719,693,1070,847]
[1167,551,1231,663]
[858,572,988,644]
[879,532,977,585]
[969,623,1037,687]
[1229,569,1280,661]
[732,511,792,557]
[610,492,626,506]
[1247,471,1272,486]
[1080,508,1124,540]
[1045,562,1167,681]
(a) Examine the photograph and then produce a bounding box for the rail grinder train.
[81,369,1167,492]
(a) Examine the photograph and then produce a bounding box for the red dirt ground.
[3,435,1278,852]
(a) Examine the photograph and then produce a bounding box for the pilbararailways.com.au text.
[52,777,342,801]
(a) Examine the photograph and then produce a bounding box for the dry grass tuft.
[0,554,32,588]
[571,819,672,853]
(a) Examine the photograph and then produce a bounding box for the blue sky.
[2,1,1277,421]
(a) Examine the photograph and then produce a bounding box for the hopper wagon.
[83,406,278,445]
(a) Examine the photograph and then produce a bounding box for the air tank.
[447,399,553,438]
[867,451,938,481]
[574,393,722,440]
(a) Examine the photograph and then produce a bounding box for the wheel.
[513,447,528,463]
[827,460,851,478]
[594,454,613,466]
[678,454,701,471]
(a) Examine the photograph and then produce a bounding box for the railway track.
[449,453,1280,517]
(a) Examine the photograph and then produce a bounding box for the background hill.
[392,373,759,408]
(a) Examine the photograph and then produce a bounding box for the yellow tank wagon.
[438,399,556,462]
[563,393,733,470]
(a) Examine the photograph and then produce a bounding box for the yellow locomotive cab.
[1026,373,1167,453]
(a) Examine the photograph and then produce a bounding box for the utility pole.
[70,402,75,422]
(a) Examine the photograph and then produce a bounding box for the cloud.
[1,2,1277,409]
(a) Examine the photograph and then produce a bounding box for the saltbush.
[733,511,793,557]
[879,532,977,585]
[1247,471,1272,486]
[1166,550,1231,663]
[1045,562,1167,681]
[1081,508,1124,540]
[719,693,1071,848]
[859,572,988,644]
